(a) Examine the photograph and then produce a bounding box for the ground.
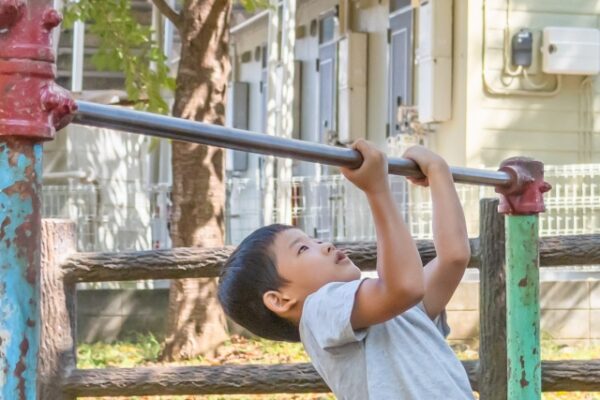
[78,333,600,400]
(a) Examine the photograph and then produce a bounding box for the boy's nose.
[321,242,334,254]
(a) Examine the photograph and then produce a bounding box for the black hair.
[218,224,300,342]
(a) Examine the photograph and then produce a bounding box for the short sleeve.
[299,279,368,350]
[416,302,451,338]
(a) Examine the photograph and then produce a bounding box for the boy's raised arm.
[403,146,471,320]
[340,140,425,330]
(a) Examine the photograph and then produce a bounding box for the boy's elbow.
[408,285,425,304]
[394,281,425,305]
[379,279,424,310]
[459,245,472,266]
[442,246,471,269]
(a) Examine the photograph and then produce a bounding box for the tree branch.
[151,0,182,31]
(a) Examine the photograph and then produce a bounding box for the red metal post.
[0,1,76,399]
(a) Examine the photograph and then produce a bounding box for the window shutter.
[388,6,414,137]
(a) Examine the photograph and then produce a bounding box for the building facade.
[224,0,600,243]
[44,0,600,342]
[45,0,600,249]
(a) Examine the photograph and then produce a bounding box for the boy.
[218,140,474,399]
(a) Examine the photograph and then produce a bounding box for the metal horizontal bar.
[73,101,512,187]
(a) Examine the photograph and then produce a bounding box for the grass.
[78,333,600,400]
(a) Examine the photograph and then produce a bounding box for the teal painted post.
[0,1,76,398]
[506,215,540,399]
[495,158,551,400]
[0,139,43,400]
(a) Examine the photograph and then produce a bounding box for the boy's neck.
[285,299,305,327]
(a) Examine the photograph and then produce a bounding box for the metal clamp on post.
[0,1,76,399]
[495,157,552,400]
[495,157,552,215]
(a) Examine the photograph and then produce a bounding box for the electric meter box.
[541,27,600,75]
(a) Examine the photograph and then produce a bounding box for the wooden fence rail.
[60,234,600,283]
[39,199,600,400]
[60,360,600,397]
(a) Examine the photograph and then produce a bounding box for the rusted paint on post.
[0,0,76,398]
[496,157,551,400]
[0,139,43,400]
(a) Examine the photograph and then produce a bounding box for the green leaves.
[63,0,174,114]
[61,0,269,115]
[238,0,271,12]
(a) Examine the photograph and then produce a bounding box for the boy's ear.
[263,290,297,315]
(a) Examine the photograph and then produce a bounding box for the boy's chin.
[339,266,362,281]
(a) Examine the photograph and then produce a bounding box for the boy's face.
[271,228,361,301]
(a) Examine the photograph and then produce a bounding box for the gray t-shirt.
[299,279,474,400]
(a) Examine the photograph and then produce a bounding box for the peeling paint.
[520,371,529,388]
[14,337,28,400]
[0,329,9,391]
[0,216,10,240]
[518,277,528,287]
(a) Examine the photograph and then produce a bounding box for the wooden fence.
[39,199,600,399]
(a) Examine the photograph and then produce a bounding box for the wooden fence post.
[38,219,78,400]
[478,198,507,400]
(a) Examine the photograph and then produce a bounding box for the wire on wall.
[482,0,562,97]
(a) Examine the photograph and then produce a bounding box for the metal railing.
[42,163,600,250]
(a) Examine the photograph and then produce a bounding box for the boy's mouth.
[334,250,347,264]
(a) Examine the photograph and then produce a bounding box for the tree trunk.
[160,0,232,361]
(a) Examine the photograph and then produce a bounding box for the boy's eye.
[298,245,308,255]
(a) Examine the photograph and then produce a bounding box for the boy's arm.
[404,147,471,320]
[340,140,425,330]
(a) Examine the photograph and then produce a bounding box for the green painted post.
[505,215,540,399]
[495,158,551,400]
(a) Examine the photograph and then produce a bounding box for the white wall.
[466,0,600,168]
[58,124,152,251]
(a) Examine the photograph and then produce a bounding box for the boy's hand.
[340,139,389,195]
[402,145,450,187]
